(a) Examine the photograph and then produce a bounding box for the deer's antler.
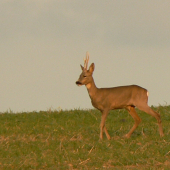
[84,52,89,70]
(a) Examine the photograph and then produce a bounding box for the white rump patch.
[147,91,149,97]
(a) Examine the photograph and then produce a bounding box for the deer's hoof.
[99,137,103,140]
[124,134,130,139]
[107,136,111,140]
[160,133,164,137]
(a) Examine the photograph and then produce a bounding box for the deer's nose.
[76,81,82,86]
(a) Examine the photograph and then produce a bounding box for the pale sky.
[0,1,170,112]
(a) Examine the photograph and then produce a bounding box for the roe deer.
[75,52,164,140]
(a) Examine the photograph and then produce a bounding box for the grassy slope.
[0,106,170,169]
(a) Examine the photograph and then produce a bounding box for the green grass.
[0,106,170,169]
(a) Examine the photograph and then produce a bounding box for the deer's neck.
[86,78,98,99]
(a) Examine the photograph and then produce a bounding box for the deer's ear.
[80,65,84,70]
[89,63,95,73]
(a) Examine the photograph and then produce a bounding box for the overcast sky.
[0,1,170,112]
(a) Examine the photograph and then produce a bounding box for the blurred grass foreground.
[0,106,170,169]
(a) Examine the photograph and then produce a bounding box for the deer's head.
[76,52,95,86]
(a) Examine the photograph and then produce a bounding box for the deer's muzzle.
[76,81,82,86]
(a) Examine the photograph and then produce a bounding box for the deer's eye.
[84,75,87,78]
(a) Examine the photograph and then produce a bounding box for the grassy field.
[0,106,170,169]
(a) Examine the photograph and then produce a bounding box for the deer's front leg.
[100,111,110,140]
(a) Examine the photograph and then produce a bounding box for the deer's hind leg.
[125,106,141,138]
[137,105,164,137]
